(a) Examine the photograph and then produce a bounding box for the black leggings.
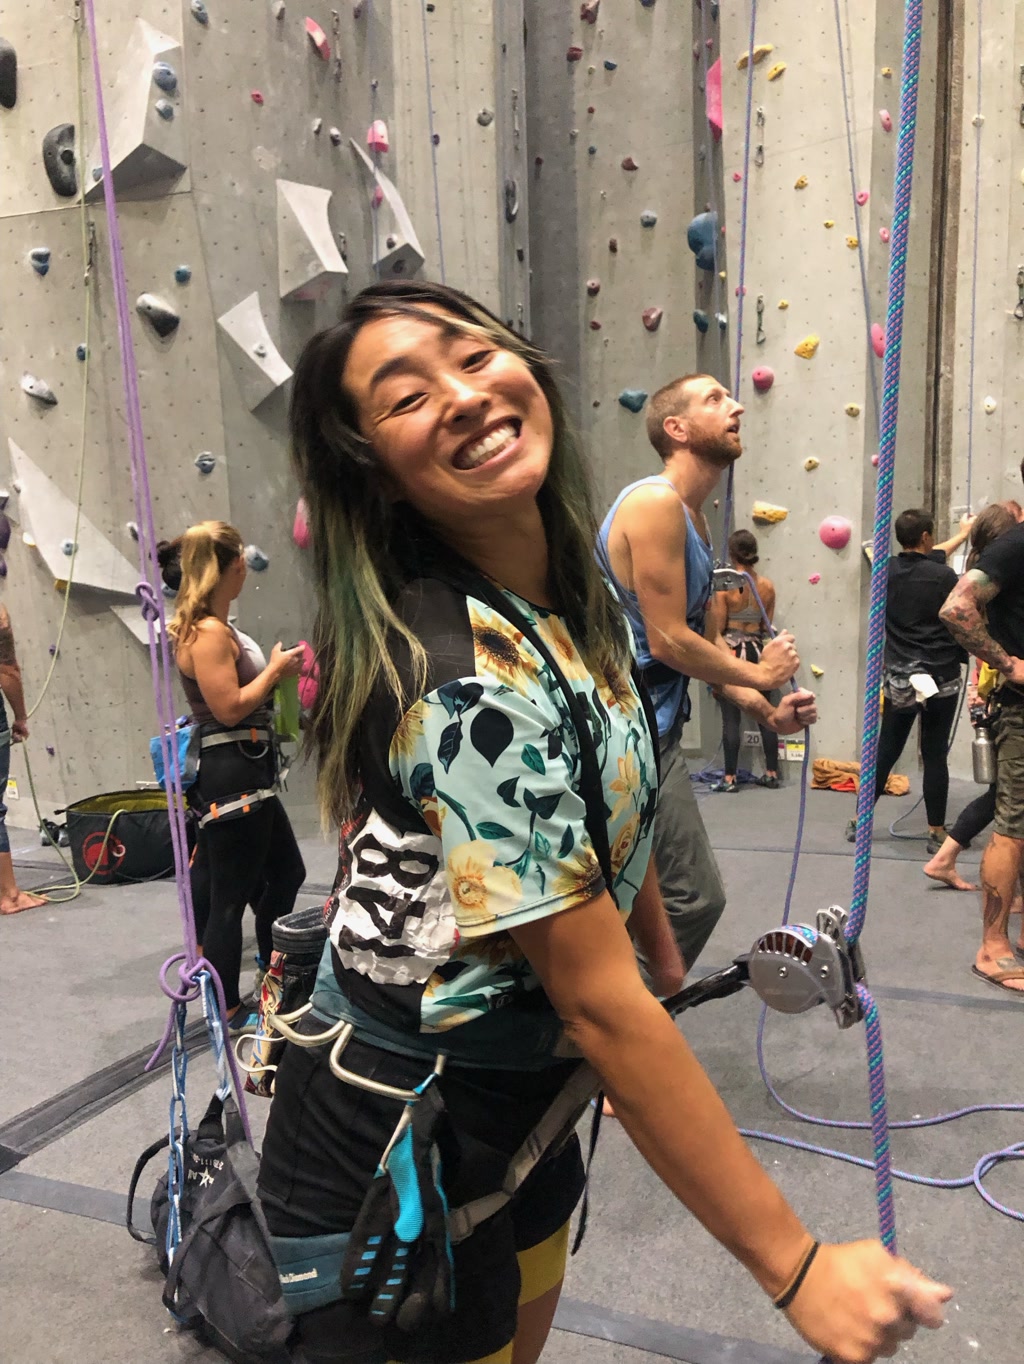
[189,744,305,1009]
[720,697,780,776]
[948,785,996,848]
[874,692,959,828]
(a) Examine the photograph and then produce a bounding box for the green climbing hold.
[693,309,710,333]
[618,388,648,413]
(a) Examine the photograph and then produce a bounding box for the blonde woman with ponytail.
[159,522,306,1031]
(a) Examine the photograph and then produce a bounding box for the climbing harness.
[149,720,286,828]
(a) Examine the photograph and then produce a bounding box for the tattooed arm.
[0,605,29,739]
[939,571,1024,682]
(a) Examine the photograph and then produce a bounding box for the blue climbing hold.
[244,544,270,572]
[152,62,178,93]
[60,538,76,556]
[710,0,719,17]
[693,309,710,333]
[155,99,174,121]
[29,247,50,276]
[618,388,648,414]
[686,211,718,272]
[92,166,102,181]
[191,0,210,22]
[639,0,657,6]
[75,343,87,361]
[603,59,618,71]
[588,145,597,155]
[194,452,216,475]
[174,264,192,284]
[640,210,657,227]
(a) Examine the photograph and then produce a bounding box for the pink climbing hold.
[372,185,384,208]
[819,516,853,551]
[567,45,583,62]
[251,90,264,104]
[870,323,885,358]
[871,453,880,466]
[293,497,311,550]
[879,226,890,243]
[751,366,775,393]
[856,189,870,206]
[297,641,320,711]
[367,119,389,153]
[732,170,742,182]
[706,58,723,142]
[879,109,893,131]
[808,573,821,585]
[734,285,747,297]
[642,307,663,332]
[305,17,331,60]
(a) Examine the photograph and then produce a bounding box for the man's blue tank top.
[597,475,715,738]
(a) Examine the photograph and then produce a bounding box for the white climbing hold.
[21,374,57,405]
[983,395,997,414]
[803,457,819,471]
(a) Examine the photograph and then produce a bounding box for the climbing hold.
[642,308,663,332]
[871,453,880,466]
[588,144,597,155]
[794,175,808,189]
[604,59,618,71]
[879,226,890,243]
[881,66,892,77]
[251,90,264,104]
[751,367,775,393]
[0,37,16,109]
[22,374,57,405]
[305,17,331,60]
[716,312,728,330]
[766,62,786,80]
[983,395,997,414]
[42,123,77,197]
[824,220,835,229]
[244,544,270,572]
[190,0,210,23]
[174,264,192,285]
[870,323,885,357]
[587,279,600,296]
[808,573,821,584]
[0,513,9,550]
[609,237,619,253]
[846,235,859,249]
[810,664,825,678]
[803,457,820,471]
[272,0,286,15]
[618,389,648,414]
[329,127,341,145]
[752,502,788,525]
[477,108,494,126]
[856,189,869,205]
[845,403,860,417]
[819,515,852,550]
[621,155,638,171]
[706,57,723,141]
[693,309,710,333]
[794,334,819,359]
[879,109,892,131]
[76,344,87,361]
[45,744,55,756]
[152,61,178,93]
[136,293,180,338]
[194,451,216,475]
[154,99,174,121]
[778,299,789,309]
[29,247,50,276]
[126,521,139,541]
[580,0,600,20]
[293,497,311,549]
[589,320,602,331]
[312,117,322,135]
[640,209,657,227]
[504,178,519,223]
[367,119,389,153]
[972,113,985,128]
[686,211,718,271]
[567,46,583,62]
[734,286,747,297]
[60,538,76,557]
[732,171,742,182]
[253,342,268,358]
[736,43,774,70]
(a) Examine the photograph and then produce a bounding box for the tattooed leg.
[977,833,1024,989]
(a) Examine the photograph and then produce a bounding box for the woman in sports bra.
[159,521,306,1032]
[706,529,781,791]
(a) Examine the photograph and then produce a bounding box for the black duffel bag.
[128,1092,295,1364]
[64,790,178,885]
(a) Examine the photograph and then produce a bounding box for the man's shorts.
[258,1033,586,1364]
[993,696,1024,841]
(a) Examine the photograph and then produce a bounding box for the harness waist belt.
[199,726,271,750]
[196,786,279,828]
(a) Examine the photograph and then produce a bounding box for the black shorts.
[258,1034,586,1363]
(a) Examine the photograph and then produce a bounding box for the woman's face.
[341,310,554,528]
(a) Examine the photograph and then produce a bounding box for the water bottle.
[972,723,997,785]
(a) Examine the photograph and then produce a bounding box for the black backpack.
[128,1092,295,1364]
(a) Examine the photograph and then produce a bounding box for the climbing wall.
[0,0,526,830]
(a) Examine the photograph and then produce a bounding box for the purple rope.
[82,0,250,1138]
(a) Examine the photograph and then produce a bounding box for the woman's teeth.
[456,422,518,469]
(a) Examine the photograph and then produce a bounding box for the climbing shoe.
[925,830,949,857]
[228,1006,259,1037]
[845,818,857,843]
[756,774,781,789]
[709,779,739,793]
[252,954,268,1001]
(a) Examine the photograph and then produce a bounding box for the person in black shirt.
[941,470,1024,994]
[845,509,968,851]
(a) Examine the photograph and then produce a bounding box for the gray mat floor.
[1,771,1021,1363]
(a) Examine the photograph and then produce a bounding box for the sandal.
[971,958,1024,996]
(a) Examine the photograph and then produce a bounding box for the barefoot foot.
[922,859,977,892]
[0,890,47,915]
[601,1096,617,1119]
[972,952,1024,994]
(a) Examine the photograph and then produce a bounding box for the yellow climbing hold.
[881,66,893,77]
[794,175,808,189]
[846,236,859,249]
[778,299,789,309]
[803,457,820,471]
[736,43,774,70]
[794,334,819,359]
[845,403,861,417]
[824,220,835,229]
[766,61,786,81]
[751,501,789,525]
[54,578,68,592]
[810,664,825,679]
[719,270,727,280]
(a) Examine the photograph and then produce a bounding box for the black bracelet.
[773,1240,821,1311]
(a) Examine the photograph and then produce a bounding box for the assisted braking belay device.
[662,905,866,1031]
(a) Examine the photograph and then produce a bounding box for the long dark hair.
[290,279,631,825]
[965,503,1016,572]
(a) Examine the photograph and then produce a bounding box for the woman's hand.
[786,1240,952,1363]
[269,642,306,680]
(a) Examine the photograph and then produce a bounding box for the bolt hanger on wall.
[754,107,765,167]
[1015,266,1024,321]
[756,293,766,344]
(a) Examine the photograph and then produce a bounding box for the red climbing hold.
[586,278,601,296]
[567,46,583,62]
[608,237,619,252]
[751,366,775,393]
[706,58,723,142]
[589,320,602,330]
[251,90,264,104]
[642,307,663,332]
[870,323,885,358]
[587,105,595,114]
[305,17,331,60]
[856,189,869,206]
[580,1,600,22]
[621,156,639,171]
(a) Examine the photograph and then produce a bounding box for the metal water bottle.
[972,723,997,785]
